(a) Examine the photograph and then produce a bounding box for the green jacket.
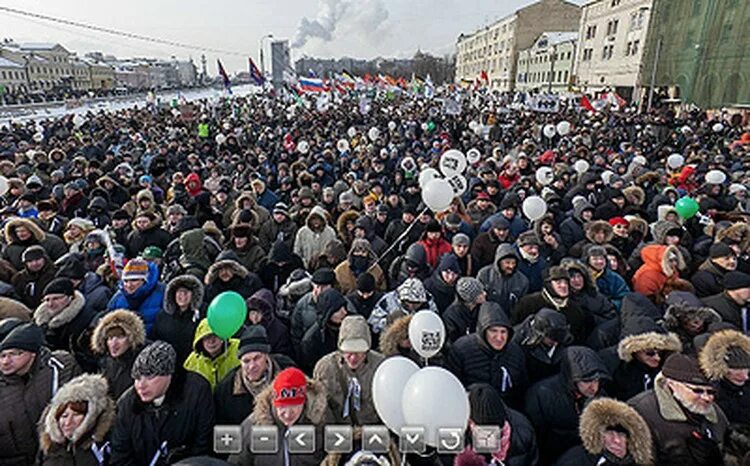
[183,319,240,391]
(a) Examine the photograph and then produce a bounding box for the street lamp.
[259,34,273,79]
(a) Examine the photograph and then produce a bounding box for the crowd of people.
[0,87,750,466]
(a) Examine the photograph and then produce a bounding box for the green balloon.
[207,291,247,339]
[427,121,436,132]
[198,123,209,138]
[674,197,699,219]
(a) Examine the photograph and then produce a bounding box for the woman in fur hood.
[699,329,750,425]
[37,373,116,466]
[90,309,147,399]
[556,397,653,466]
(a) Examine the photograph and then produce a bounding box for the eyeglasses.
[686,386,716,396]
[643,350,660,357]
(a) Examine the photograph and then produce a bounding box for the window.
[1,71,5,80]
[607,19,619,36]
[582,48,593,61]
[585,25,597,39]
[611,0,621,6]
[602,45,614,60]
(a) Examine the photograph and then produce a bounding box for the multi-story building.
[175,59,197,87]
[517,32,577,93]
[19,43,75,92]
[71,58,92,91]
[640,0,749,109]
[86,60,116,90]
[0,56,27,94]
[455,0,581,91]
[574,0,653,99]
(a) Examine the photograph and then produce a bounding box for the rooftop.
[0,57,23,68]
[541,31,578,46]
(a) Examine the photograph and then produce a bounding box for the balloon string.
[368,206,431,272]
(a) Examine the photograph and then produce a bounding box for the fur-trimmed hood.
[640,244,685,277]
[90,309,146,355]
[623,186,646,207]
[379,314,411,357]
[250,377,328,426]
[39,374,115,452]
[205,254,250,285]
[561,258,597,293]
[663,302,721,331]
[579,397,653,465]
[234,190,257,210]
[336,210,360,240]
[4,217,45,244]
[651,220,683,244]
[627,216,649,238]
[585,220,614,244]
[165,274,204,315]
[716,222,750,253]
[617,328,682,362]
[699,329,750,381]
[34,291,85,330]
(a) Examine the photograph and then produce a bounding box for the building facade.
[517,32,577,92]
[640,0,749,108]
[574,0,653,99]
[455,0,581,91]
[0,57,27,94]
[20,43,75,92]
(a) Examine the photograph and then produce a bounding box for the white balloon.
[421,122,429,131]
[0,176,8,196]
[447,174,468,196]
[422,178,454,213]
[337,139,350,153]
[466,148,482,164]
[372,357,420,433]
[401,157,417,173]
[72,114,85,128]
[667,153,685,169]
[215,133,227,145]
[368,127,380,141]
[574,159,590,174]
[348,127,357,138]
[556,121,571,136]
[543,124,556,138]
[522,195,547,221]
[388,121,397,131]
[473,124,483,136]
[535,167,554,185]
[33,132,44,143]
[705,169,727,184]
[681,126,692,135]
[632,155,647,166]
[468,121,479,131]
[297,140,309,154]
[439,149,467,177]
[600,170,615,185]
[171,108,181,117]
[402,367,470,447]
[713,123,724,133]
[418,168,439,189]
[408,310,446,359]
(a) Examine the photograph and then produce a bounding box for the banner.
[526,94,560,113]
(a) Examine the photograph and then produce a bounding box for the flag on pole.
[480,70,489,85]
[298,77,325,93]
[217,59,231,94]
[580,95,596,112]
[248,58,264,86]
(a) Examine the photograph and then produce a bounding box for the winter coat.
[562,261,616,326]
[213,354,295,426]
[368,289,438,335]
[290,292,320,348]
[447,302,527,408]
[313,350,385,425]
[78,272,112,316]
[0,348,79,466]
[152,274,204,365]
[12,259,57,309]
[513,309,572,385]
[559,202,592,249]
[299,292,346,373]
[555,398,654,466]
[34,291,97,371]
[225,236,267,275]
[455,408,539,466]
[2,218,66,270]
[258,216,297,252]
[516,252,547,294]
[345,290,383,321]
[417,236,452,270]
[477,243,529,313]
[698,329,750,426]
[258,241,305,293]
[442,300,479,343]
[110,371,214,465]
[37,374,115,466]
[334,261,386,295]
[632,244,685,299]
[691,259,729,298]
[293,206,337,268]
[90,310,147,400]
[183,319,240,391]
[512,291,588,343]
[594,268,630,310]
[629,372,729,466]
[108,261,165,334]
[701,292,748,333]
[423,273,456,314]
[524,346,609,464]
[125,217,171,259]
[480,212,527,237]
[228,377,334,466]
[471,230,505,271]
[203,255,263,304]
[0,297,31,322]
[245,289,293,357]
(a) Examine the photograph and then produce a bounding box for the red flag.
[580,95,596,112]
[481,70,489,84]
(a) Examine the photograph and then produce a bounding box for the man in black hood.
[299,288,349,373]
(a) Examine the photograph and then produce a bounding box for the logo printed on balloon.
[466,148,481,164]
[447,174,468,196]
[439,150,467,178]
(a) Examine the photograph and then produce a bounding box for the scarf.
[518,247,539,264]
[490,421,512,463]
[542,287,568,310]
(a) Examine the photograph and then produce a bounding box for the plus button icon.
[221,433,234,446]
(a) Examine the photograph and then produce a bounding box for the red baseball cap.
[272,368,307,407]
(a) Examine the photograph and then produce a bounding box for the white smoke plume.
[292,0,390,50]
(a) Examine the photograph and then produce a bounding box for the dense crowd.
[0,89,750,466]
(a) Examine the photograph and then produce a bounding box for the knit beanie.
[452,233,471,247]
[398,278,427,303]
[238,325,271,357]
[43,278,75,297]
[709,242,735,259]
[0,323,44,353]
[22,245,46,263]
[356,272,376,293]
[0,318,25,343]
[272,367,307,407]
[661,353,710,385]
[130,341,176,379]
[468,383,507,426]
[122,258,149,281]
[56,259,86,280]
[456,277,485,304]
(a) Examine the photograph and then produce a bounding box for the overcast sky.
[1,0,586,73]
